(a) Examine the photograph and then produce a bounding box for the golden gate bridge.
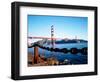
[28,25,73,48]
[28,25,61,48]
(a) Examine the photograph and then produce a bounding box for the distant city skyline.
[28,15,88,40]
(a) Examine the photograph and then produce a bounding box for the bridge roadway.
[28,36,66,40]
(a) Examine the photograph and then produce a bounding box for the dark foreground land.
[28,53,71,67]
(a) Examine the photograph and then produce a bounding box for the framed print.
[11,2,98,80]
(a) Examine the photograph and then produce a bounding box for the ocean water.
[28,43,88,64]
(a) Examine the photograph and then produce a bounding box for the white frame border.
[20,6,95,76]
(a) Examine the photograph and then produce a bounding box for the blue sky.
[28,15,88,40]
